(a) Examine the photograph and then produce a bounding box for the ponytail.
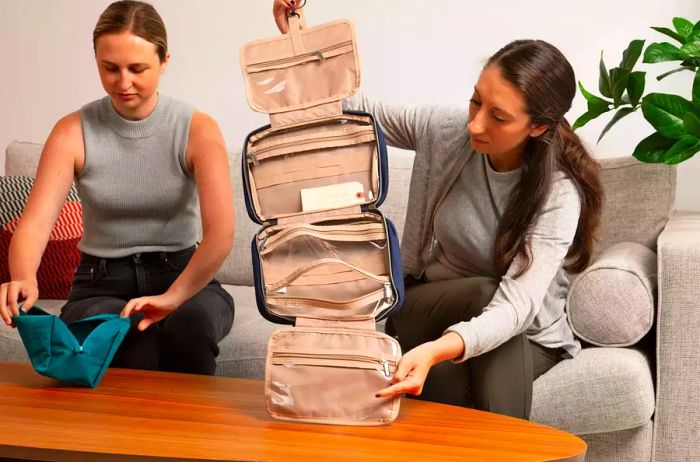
[494,119,603,277]
[555,119,603,273]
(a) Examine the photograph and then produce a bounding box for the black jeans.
[386,275,563,419]
[60,246,235,375]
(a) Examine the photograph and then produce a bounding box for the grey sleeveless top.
[77,94,198,258]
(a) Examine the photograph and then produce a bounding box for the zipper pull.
[381,360,391,378]
[247,152,259,166]
[384,283,394,303]
[259,235,270,252]
[313,50,326,61]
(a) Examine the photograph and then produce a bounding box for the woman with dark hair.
[274,2,603,419]
[0,1,235,375]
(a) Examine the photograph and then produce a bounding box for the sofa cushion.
[215,285,278,379]
[5,141,42,177]
[531,347,655,435]
[567,242,656,347]
[580,421,653,462]
[0,176,83,298]
[216,151,260,287]
[597,156,675,254]
[379,147,413,242]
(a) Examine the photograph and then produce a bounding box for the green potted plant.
[574,17,700,164]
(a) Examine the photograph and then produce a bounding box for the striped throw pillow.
[0,176,82,299]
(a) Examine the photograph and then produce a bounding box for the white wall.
[1,0,699,209]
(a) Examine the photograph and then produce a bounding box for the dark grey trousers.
[60,246,235,375]
[386,275,563,419]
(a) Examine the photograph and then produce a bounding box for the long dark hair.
[488,40,603,277]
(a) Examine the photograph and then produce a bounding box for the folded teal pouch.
[12,306,130,388]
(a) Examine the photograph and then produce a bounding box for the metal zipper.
[247,41,352,70]
[272,351,394,378]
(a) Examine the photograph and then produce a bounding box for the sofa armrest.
[652,211,700,462]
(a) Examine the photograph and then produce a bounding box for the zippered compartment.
[251,212,401,324]
[241,19,359,114]
[258,215,395,320]
[245,117,380,221]
[246,41,353,73]
[265,328,401,424]
[259,222,386,256]
[271,350,396,378]
[248,125,376,163]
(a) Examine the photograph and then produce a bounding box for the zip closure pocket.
[271,350,396,378]
[265,328,402,425]
[247,125,376,165]
[246,41,354,73]
[259,222,386,255]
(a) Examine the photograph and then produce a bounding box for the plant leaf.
[632,132,676,163]
[599,51,612,98]
[673,17,694,41]
[691,20,700,41]
[684,112,700,137]
[680,41,700,58]
[641,93,694,139]
[627,71,646,106]
[694,69,700,107]
[664,136,700,164]
[644,42,687,63]
[597,107,636,143]
[573,82,612,129]
[578,81,612,109]
[620,39,645,70]
[610,67,631,107]
[573,111,600,130]
[651,26,684,43]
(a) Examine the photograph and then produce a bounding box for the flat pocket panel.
[265,328,401,425]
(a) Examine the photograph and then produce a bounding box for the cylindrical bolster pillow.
[567,242,656,347]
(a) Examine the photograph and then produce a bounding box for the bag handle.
[287,10,307,54]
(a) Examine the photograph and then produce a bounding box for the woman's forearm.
[8,226,47,283]
[165,231,234,306]
[427,331,466,364]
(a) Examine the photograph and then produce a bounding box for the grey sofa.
[2,140,699,462]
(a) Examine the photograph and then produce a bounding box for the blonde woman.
[1,1,235,375]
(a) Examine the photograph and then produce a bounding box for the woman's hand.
[0,280,38,327]
[376,342,436,397]
[273,0,299,34]
[120,292,182,331]
[376,332,465,398]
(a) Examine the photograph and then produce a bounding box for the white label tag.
[300,181,366,212]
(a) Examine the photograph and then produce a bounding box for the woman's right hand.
[273,0,299,34]
[0,280,38,327]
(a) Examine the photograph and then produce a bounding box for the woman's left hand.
[120,293,182,331]
[376,342,438,398]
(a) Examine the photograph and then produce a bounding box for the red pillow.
[0,176,82,299]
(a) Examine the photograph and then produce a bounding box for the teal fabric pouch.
[12,306,130,388]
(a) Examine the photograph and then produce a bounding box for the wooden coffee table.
[0,362,585,462]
